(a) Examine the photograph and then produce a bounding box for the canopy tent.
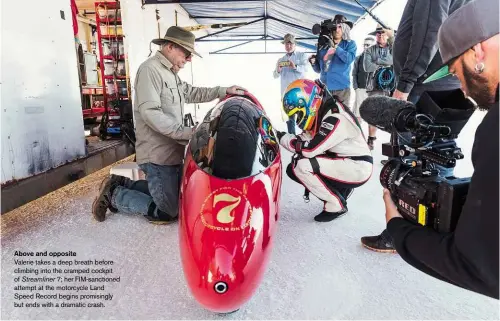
[143,0,385,53]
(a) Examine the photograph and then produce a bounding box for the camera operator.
[361,0,474,253]
[363,24,395,150]
[309,15,357,106]
[383,0,499,299]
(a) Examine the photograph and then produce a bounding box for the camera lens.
[379,159,399,192]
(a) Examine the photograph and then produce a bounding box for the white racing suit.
[280,99,373,213]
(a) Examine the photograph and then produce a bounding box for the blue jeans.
[111,163,182,219]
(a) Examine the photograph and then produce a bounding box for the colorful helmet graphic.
[282,79,323,131]
[257,116,278,145]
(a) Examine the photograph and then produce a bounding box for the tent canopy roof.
[146,0,381,50]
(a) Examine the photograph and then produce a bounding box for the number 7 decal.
[214,194,241,224]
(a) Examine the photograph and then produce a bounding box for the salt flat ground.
[1,110,498,320]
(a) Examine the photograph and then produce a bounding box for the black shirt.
[392,0,473,94]
[352,53,369,89]
[387,93,499,299]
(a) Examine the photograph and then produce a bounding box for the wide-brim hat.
[369,24,396,36]
[333,14,353,29]
[152,26,202,58]
[281,33,296,44]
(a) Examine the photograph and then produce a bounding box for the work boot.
[145,215,178,225]
[314,208,348,222]
[144,203,178,225]
[360,229,396,253]
[367,136,376,150]
[92,174,124,222]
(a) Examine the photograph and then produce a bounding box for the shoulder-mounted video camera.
[311,14,353,50]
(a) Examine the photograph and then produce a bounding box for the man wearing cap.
[273,33,309,134]
[361,0,474,253]
[351,36,375,124]
[381,0,499,299]
[363,25,395,150]
[92,26,245,224]
[309,14,357,106]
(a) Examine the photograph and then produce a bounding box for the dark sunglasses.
[174,44,192,59]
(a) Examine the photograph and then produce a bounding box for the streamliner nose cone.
[178,95,282,313]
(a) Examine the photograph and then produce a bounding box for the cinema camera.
[312,15,352,49]
[311,19,337,50]
[360,89,476,232]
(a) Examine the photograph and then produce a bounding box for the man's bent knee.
[153,193,179,218]
[142,163,181,217]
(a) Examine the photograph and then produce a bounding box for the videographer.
[382,0,499,299]
[309,15,357,106]
[361,0,474,253]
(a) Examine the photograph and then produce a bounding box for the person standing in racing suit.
[276,79,373,222]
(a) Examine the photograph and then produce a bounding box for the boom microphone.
[352,0,390,29]
[359,95,416,132]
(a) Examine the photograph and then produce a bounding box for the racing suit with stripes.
[280,98,373,213]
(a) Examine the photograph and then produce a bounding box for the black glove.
[276,131,286,141]
[294,136,304,155]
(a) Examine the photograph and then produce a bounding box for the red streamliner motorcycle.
[178,92,282,313]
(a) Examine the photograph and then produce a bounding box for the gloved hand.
[294,136,304,155]
[276,130,286,141]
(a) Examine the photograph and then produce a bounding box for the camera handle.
[381,128,402,158]
[390,129,399,147]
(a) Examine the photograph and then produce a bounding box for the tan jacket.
[134,51,228,165]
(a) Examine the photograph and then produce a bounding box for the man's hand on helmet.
[226,85,247,95]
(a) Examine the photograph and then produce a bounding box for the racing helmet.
[282,79,323,131]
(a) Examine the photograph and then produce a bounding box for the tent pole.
[196,37,317,42]
[189,15,263,19]
[267,16,310,33]
[209,37,264,54]
[209,51,315,55]
[264,1,268,53]
[196,18,265,40]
